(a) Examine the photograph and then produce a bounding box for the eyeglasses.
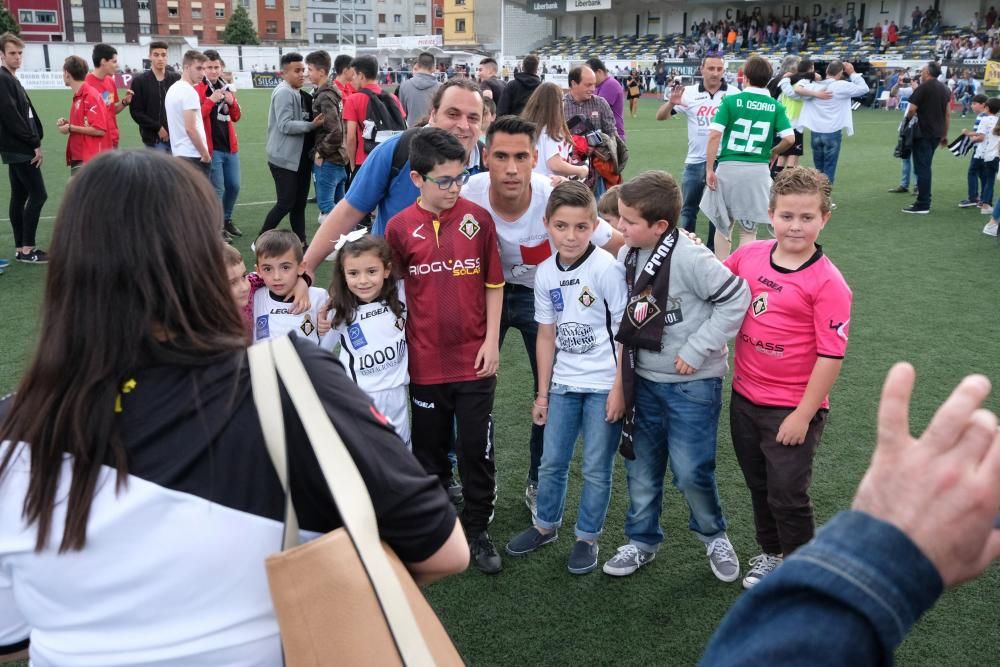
[422,170,470,190]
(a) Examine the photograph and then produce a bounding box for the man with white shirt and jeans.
[794,60,869,195]
[462,116,623,512]
[656,53,735,252]
[165,50,214,178]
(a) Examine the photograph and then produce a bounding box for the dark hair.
[973,93,990,105]
[521,54,539,75]
[280,52,303,69]
[416,51,435,70]
[988,97,1000,115]
[545,180,597,221]
[743,55,773,87]
[0,151,246,553]
[305,49,332,74]
[148,40,169,53]
[92,43,117,68]
[568,65,585,86]
[482,96,496,116]
[202,49,223,66]
[486,114,537,146]
[63,55,89,82]
[479,57,498,68]
[334,54,354,75]
[352,55,379,80]
[255,229,303,262]
[430,77,483,112]
[927,61,942,78]
[597,185,621,217]
[796,58,814,74]
[409,127,467,175]
[618,170,681,229]
[329,235,404,328]
[585,57,607,74]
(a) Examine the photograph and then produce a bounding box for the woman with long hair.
[0,150,467,666]
[521,81,589,180]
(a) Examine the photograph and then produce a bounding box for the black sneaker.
[446,474,463,505]
[567,540,599,575]
[222,230,234,244]
[16,249,48,264]
[224,219,244,237]
[902,205,930,215]
[469,531,502,574]
[505,526,558,556]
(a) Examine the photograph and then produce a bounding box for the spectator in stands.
[903,61,951,215]
[888,21,898,47]
[563,65,617,140]
[477,57,505,102]
[873,20,883,52]
[333,54,356,99]
[343,54,405,170]
[398,51,440,128]
[586,58,626,139]
[497,54,541,117]
[129,41,179,152]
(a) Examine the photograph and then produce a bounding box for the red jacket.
[195,80,241,154]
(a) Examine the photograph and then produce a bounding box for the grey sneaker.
[707,537,741,582]
[742,553,783,589]
[505,526,557,556]
[469,531,502,574]
[602,544,655,577]
[567,540,599,575]
[524,480,538,515]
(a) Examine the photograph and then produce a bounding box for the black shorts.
[774,129,805,157]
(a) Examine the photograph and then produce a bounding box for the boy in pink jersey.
[723,167,853,589]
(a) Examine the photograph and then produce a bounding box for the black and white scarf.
[204,78,231,122]
[615,228,679,459]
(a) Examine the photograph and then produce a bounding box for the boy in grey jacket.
[259,52,324,245]
[397,52,440,127]
[603,171,750,582]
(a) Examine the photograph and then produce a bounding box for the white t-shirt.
[533,245,627,390]
[252,286,329,345]
[669,83,738,164]
[976,114,999,160]
[319,287,409,394]
[165,79,206,159]
[533,128,573,178]
[462,172,614,288]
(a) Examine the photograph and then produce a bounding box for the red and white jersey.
[66,82,110,164]
[85,72,120,146]
[724,241,852,409]
[385,198,504,385]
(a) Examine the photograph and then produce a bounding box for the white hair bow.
[334,228,368,252]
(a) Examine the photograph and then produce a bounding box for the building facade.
[441,0,473,47]
[65,0,154,44]
[307,0,375,48]
[373,0,430,39]
[7,0,65,42]
[153,0,233,44]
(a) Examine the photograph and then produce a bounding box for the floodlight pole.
[499,0,505,62]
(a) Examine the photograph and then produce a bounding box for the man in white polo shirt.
[656,53,737,252]
[165,49,216,177]
[462,115,623,513]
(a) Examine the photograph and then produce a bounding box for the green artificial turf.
[1,92,998,666]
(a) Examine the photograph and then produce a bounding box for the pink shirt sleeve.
[812,274,853,358]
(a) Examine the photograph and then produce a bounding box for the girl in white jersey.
[320,231,411,448]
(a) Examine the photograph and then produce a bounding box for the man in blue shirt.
[302,78,485,272]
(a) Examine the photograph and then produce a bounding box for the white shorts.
[370,385,411,450]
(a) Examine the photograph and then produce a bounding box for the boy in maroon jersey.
[385,128,504,574]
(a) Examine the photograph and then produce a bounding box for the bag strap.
[249,337,435,667]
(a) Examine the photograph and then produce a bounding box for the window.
[455,0,465,5]
[240,0,249,7]
[266,20,278,32]
[415,14,425,24]
[356,14,365,24]
[435,7,442,18]
[378,13,385,22]
[103,23,125,33]
[168,7,178,17]
[356,34,366,44]
[290,0,300,8]
[265,0,276,8]
[455,18,465,32]
[99,0,122,7]
[140,23,152,34]
[291,21,301,34]
[137,0,149,8]
[393,13,400,23]
[192,8,202,18]
[215,8,225,18]
[19,10,32,23]
[35,11,56,23]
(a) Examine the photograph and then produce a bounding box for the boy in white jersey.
[504,181,627,574]
[252,230,328,344]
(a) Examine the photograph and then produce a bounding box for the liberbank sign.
[526,0,613,14]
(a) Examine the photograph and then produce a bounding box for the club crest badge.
[578,286,596,308]
[458,214,480,240]
[299,314,316,338]
[751,293,768,318]
[626,296,661,328]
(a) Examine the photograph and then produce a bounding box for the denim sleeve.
[345,138,395,216]
[699,511,943,667]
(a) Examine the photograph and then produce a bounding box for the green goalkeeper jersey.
[710,86,794,164]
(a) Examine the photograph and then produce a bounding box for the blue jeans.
[313,160,348,215]
[969,157,998,205]
[623,376,727,552]
[148,141,171,153]
[899,156,913,188]
[680,162,716,251]
[911,137,938,210]
[811,130,843,186]
[210,150,241,221]
[500,283,545,482]
[534,387,622,541]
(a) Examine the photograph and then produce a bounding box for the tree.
[222,6,259,45]
[0,0,21,36]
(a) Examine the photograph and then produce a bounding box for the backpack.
[357,88,406,155]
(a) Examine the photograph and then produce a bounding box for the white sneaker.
[602,544,656,576]
[983,221,999,237]
[707,537,741,582]
[742,553,784,589]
